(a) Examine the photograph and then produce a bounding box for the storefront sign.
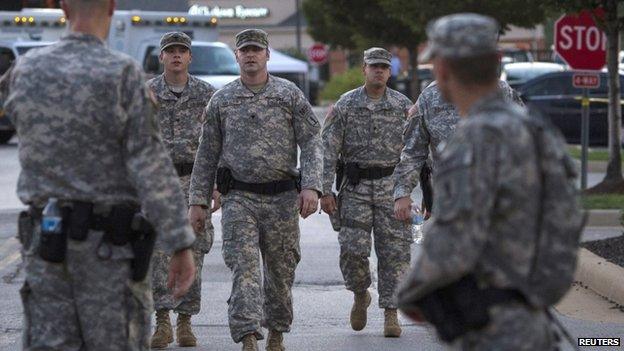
[188,5,270,19]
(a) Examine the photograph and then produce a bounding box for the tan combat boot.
[384,308,402,337]
[266,330,285,351]
[241,334,258,351]
[150,309,173,349]
[350,290,371,331]
[176,313,197,347]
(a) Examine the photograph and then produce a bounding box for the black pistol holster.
[345,163,360,186]
[420,163,433,213]
[129,213,156,282]
[335,160,345,191]
[410,275,525,342]
[216,167,234,195]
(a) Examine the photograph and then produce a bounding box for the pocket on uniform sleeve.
[433,150,473,223]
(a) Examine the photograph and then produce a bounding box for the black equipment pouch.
[66,201,92,241]
[414,275,492,342]
[107,205,134,246]
[420,163,433,213]
[345,163,360,186]
[129,213,156,282]
[17,210,34,252]
[38,206,70,263]
[216,167,233,195]
[335,160,345,191]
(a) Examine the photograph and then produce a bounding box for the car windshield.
[189,45,239,76]
[502,51,530,63]
[505,66,562,83]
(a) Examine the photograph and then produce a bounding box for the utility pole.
[295,0,302,54]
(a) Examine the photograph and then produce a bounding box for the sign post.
[554,9,606,190]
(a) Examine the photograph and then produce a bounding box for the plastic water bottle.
[40,197,66,262]
[42,198,62,234]
[411,204,424,244]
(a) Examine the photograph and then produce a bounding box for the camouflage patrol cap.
[235,29,269,49]
[420,13,499,62]
[363,47,391,66]
[160,32,192,51]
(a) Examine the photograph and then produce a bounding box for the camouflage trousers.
[451,302,555,350]
[151,242,210,315]
[152,174,213,315]
[221,189,301,343]
[20,221,151,351]
[338,177,411,309]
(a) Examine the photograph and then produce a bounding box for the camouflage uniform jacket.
[399,90,540,300]
[393,80,523,199]
[147,74,215,164]
[1,33,194,254]
[189,75,322,206]
[322,86,412,195]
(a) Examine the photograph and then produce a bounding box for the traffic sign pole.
[581,88,590,190]
[554,9,606,191]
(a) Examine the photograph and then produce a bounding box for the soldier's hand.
[320,195,337,215]
[167,248,196,299]
[298,189,319,219]
[394,196,413,221]
[188,205,207,234]
[211,189,221,213]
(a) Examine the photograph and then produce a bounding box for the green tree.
[544,0,624,191]
[303,0,426,99]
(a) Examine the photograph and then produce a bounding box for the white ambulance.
[0,9,239,143]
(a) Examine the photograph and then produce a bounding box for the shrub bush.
[320,67,364,102]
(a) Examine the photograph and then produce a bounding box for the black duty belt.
[174,163,194,177]
[30,201,139,236]
[350,164,395,180]
[231,178,297,195]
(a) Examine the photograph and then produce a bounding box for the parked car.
[501,48,534,67]
[501,62,565,90]
[518,71,624,145]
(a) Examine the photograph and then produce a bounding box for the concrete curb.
[575,248,624,306]
[587,209,622,227]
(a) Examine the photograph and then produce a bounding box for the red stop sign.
[307,43,328,65]
[554,9,606,71]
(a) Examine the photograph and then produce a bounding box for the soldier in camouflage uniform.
[320,47,412,337]
[397,14,556,350]
[393,73,522,222]
[188,29,322,351]
[146,32,217,349]
[0,0,196,349]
